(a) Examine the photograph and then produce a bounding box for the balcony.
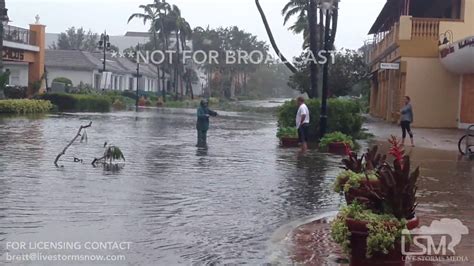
[369,16,442,64]
[411,18,440,40]
[3,25,37,46]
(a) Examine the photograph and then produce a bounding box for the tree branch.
[54,121,93,167]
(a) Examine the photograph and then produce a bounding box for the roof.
[45,50,97,71]
[45,49,159,78]
[124,31,151,38]
[368,0,402,34]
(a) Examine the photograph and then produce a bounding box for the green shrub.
[276,127,298,138]
[0,99,53,114]
[277,98,363,140]
[319,131,354,151]
[39,93,111,112]
[52,77,73,86]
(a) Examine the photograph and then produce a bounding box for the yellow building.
[368,0,474,128]
[2,20,46,95]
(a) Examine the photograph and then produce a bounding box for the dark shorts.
[298,123,310,143]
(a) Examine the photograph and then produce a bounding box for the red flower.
[388,135,405,166]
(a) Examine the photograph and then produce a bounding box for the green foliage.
[0,71,10,94]
[0,99,53,114]
[289,49,369,97]
[277,98,363,140]
[104,146,125,163]
[39,93,111,112]
[319,131,354,151]
[276,127,298,138]
[50,27,99,52]
[333,170,378,193]
[331,202,407,258]
[4,86,27,99]
[52,77,73,86]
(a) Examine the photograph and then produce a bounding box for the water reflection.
[0,110,472,264]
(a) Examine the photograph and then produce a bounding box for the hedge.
[39,93,111,112]
[278,98,363,140]
[0,99,53,114]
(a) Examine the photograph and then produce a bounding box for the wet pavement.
[0,104,472,265]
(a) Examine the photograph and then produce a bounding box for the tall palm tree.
[169,4,192,98]
[128,4,163,94]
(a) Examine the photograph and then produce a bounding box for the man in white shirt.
[296,96,310,151]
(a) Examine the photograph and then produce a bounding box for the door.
[460,74,474,124]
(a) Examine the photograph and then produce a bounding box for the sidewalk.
[363,115,467,152]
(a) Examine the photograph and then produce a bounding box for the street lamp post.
[98,31,110,73]
[133,43,143,112]
[318,0,337,138]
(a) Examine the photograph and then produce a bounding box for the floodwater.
[0,103,473,265]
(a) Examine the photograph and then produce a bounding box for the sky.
[7,0,386,59]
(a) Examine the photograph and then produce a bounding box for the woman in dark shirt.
[400,96,414,147]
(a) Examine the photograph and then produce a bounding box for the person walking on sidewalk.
[296,97,310,152]
[400,96,415,147]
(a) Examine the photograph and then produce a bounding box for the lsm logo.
[401,218,469,262]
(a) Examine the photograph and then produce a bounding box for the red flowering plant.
[388,135,405,167]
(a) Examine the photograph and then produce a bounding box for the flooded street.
[0,106,473,265]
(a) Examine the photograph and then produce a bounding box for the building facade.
[45,49,164,92]
[3,21,46,94]
[368,0,474,128]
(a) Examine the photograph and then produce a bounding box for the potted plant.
[319,131,354,155]
[277,127,299,147]
[331,136,420,266]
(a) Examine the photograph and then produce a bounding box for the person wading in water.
[196,99,218,148]
[296,97,310,152]
[399,96,415,147]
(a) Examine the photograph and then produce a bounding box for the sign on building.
[380,63,400,70]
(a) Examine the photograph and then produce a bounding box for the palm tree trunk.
[152,30,162,95]
[0,0,6,74]
[255,0,297,74]
[308,0,319,99]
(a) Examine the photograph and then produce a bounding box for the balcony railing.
[411,18,440,40]
[369,22,399,63]
[2,25,37,46]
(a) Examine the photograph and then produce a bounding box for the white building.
[45,50,166,92]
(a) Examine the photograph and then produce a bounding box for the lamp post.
[318,0,337,138]
[0,2,9,74]
[133,43,143,112]
[98,31,110,73]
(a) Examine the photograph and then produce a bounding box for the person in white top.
[296,97,310,151]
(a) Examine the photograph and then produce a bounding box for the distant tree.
[289,49,368,97]
[50,27,99,52]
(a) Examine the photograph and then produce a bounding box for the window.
[410,0,462,19]
[129,77,134,90]
[9,69,21,85]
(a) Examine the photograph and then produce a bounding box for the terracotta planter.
[346,216,420,266]
[328,142,349,155]
[280,137,299,148]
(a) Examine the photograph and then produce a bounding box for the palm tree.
[282,0,310,48]
[255,0,297,74]
[128,4,163,95]
[169,4,192,98]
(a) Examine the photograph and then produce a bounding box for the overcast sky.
[8,0,385,58]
